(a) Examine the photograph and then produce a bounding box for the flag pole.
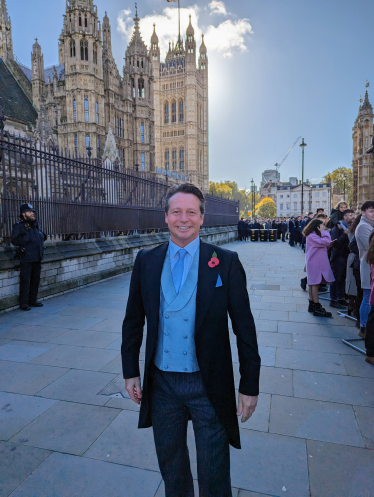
[178,0,181,48]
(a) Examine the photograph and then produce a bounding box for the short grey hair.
[164,183,205,215]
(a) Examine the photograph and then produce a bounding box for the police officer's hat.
[20,203,35,215]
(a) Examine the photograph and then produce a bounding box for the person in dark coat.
[280,218,288,242]
[237,218,246,241]
[121,183,260,497]
[329,209,355,309]
[289,217,297,246]
[11,203,47,311]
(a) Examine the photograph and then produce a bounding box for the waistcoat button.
[184,318,188,321]
[164,349,169,353]
[184,368,188,371]
[183,335,188,339]
[164,365,168,369]
[165,332,169,336]
[183,351,187,355]
[165,315,169,319]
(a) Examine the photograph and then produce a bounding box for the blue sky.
[9,0,374,189]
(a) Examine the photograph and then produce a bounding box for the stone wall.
[0,226,237,311]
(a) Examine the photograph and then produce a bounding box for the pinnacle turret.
[128,7,146,51]
[151,23,158,45]
[186,15,194,37]
[0,0,13,61]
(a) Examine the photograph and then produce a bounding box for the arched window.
[140,122,144,143]
[131,79,135,98]
[164,101,169,124]
[138,78,145,98]
[165,148,170,169]
[70,40,76,57]
[171,100,176,123]
[79,15,82,27]
[80,39,88,61]
[73,99,77,122]
[84,96,89,122]
[74,134,78,156]
[96,101,99,124]
[172,148,177,170]
[84,15,88,28]
[86,134,90,157]
[179,147,185,170]
[93,43,98,65]
[179,99,184,122]
[141,153,145,171]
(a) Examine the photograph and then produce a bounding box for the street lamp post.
[299,138,307,215]
[250,178,254,218]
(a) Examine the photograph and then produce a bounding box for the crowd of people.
[237,200,374,367]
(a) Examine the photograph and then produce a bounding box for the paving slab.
[48,329,119,348]
[230,430,309,497]
[258,366,293,396]
[11,401,120,455]
[87,319,123,333]
[293,370,374,407]
[85,409,162,472]
[291,334,362,356]
[36,369,117,405]
[341,354,374,378]
[0,392,56,441]
[258,310,289,321]
[275,348,347,375]
[307,440,374,497]
[0,361,68,395]
[99,353,123,374]
[0,341,57,363]
[269,394,364,447]
[0,441,51,497]
[0,325,67,343]
[30,344,118,370]
[254,320,278,332]
[353,405,374,449]
[257,331,292,349]
[9,452,161,497]
[37,314,105,330]
[321,324,359,339]
[277,321,323,336]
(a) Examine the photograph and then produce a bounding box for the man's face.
[309,214,314,219]
[165,193,204,247]
[344,212,355,225]
[23,210,35,221]
[362,207,374,223]
[317,209,324,215]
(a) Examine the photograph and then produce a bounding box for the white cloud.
[117,4,252,60]
[209,1,227,16]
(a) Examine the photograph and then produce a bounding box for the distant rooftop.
[18,62,65,83]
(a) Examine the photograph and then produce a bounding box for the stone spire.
[151,23,158,45]
[360,90,373,114]
[0,0,13,61]
[128,6,147,52]
[186,15,194,37]
[34,98,55,145]
[102,11,112,53]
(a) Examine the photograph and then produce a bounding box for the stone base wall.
[0,226,238,311]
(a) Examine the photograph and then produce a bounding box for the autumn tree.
[322,167,353,207]
[254,197,277,218]
[209,181,260,218]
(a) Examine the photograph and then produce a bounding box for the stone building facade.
[0,0,209,188]
[352,90,374,210]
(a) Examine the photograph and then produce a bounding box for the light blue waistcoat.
[153,248,200,373]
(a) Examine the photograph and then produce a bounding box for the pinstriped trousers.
[150,365,232,497]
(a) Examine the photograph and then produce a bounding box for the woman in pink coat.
[303,219,335,317]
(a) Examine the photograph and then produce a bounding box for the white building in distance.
[276,182,331,217]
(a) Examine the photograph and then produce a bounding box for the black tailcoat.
[121,240,260,449]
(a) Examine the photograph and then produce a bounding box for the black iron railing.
[0,129,239,244]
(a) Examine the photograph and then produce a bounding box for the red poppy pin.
[208,251,219,268]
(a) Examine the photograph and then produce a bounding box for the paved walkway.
[0,240,373,497]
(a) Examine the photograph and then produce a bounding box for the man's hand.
[237,393,258,423]
[125,376,143,404]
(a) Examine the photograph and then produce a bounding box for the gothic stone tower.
[0,0,13,62]
[152,15,209,191]
[352,90,374,209]
[58,0,105,157]
[123,10,155,172]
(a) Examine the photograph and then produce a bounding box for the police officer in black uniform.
[11,203,47,311]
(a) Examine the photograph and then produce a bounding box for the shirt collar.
[169,236,200,259]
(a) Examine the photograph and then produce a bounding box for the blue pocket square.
[216,274,223,287]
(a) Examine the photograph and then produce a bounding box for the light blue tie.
[172,248,187,294]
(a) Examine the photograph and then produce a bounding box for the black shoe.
[20,305,31,311]
[29,302,43,307]
[308,300,315,313]
[300,278,307,291]
[330,301,348,310]
[338,300,349,307]
[313,303,332,317]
